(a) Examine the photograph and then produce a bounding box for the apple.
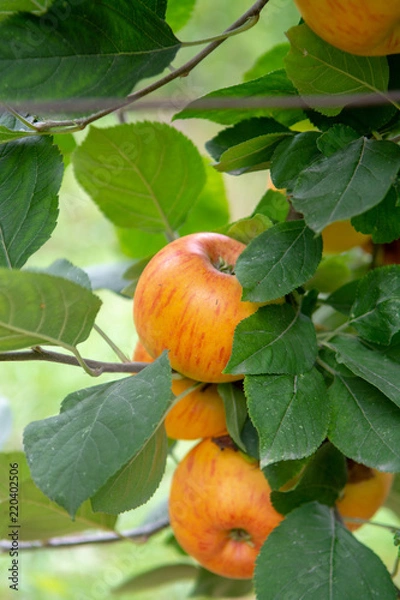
[321,220,371,254]
[132,340,228,439]
[293,0,400,56]
[133,232,262,383]
[168,436,284,579]
[336,460,394,531]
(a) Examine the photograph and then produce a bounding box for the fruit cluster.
[133,232,393,580]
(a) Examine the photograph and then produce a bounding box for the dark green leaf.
[0,452,116,541]
[285,24,390,116]
[91,426,168,514]
[263,458,309,492]
[0,0,180,108]
[0,133,63,268]
[206,117,290,163]
[23,354,173,516]
[292,138,400,233]
[245,368,329,468]
[324,280,360,315]
[0,269,101,351]
[115,563,198,594]
[271,443,347,515]
[215,132,292,175]
[217,383,248,452]
[270,131,321,190]
[330,336,400,407]
[349,266,400,345]
[244,44,290,81]
[255,502,397,600]
[226,304,318,376]
[73,123,206,232]
[236,221,322,302]
[352,187,400,244]
[175,70,305,127]
[328,375,400,472]
[0,0,51,14]
[317,124,360,157]
[190,567,253,598]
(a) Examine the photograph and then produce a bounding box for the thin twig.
[32,0,271,132]
[0,516,170,553]
[0,348,150,374]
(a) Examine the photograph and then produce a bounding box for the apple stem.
[214,257,235,275]
[229,528,255,547]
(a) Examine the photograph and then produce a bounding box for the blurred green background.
[1,1,399,599]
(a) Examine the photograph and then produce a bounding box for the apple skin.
[336,462,394,531]
[169,437,284,579]
[321,220,371,254]
[293,0,400,56]
[132,340,228,439]
[133,233,260,383]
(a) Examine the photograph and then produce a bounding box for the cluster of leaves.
[1,0,400,598]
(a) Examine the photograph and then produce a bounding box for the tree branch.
[33,0,271,132]
[0,516,170,553]
[0,348,150,374]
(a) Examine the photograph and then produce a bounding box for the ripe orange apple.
[168,436,284,579]
[133,232,261,383]
[321,220,371,254]
[132,341,228,440]
[336,461,394,531]
[293,0,400,56]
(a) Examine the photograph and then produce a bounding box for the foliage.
[1,0,400,598]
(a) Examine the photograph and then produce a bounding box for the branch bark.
[34,0,271,131]
[0,348,149,374]
[0,516,170,553]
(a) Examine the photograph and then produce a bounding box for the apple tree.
[1,0,400,598]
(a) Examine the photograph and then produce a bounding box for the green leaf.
[263,458,310,492]
[349,266,400,345]
[352,187,400,244]
[324,280,360,315]
[0,0,180,107]
[226,304,318,376]
[0,131,63,268]
[328,375,400,472]
[316,124,360,157]
[0,269,101,351]
[91,426,168,514]
[220,214,273,245]
[217,383,248,452]
[215,132,292,175]
[236,221,322,302]
[271,443,347,515]
[166,0,196,32]
[251,189,289,223]
[0,452,116,541]
[190,567,253,598]
[23,354,173,516]
[175,70,305,127]
[245,368,329,468]
[292,138,400,233]
[117,156,229,259]
[73,123,206,233]
[285,24,390,116]
[0,0,51,14]
[84,261,133,296]
[329,336,400,407]
[52,133,77,168]
[43,259,92,290]
[255,502,397,600]
[270,131,321,191]
[244,44,290,81]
